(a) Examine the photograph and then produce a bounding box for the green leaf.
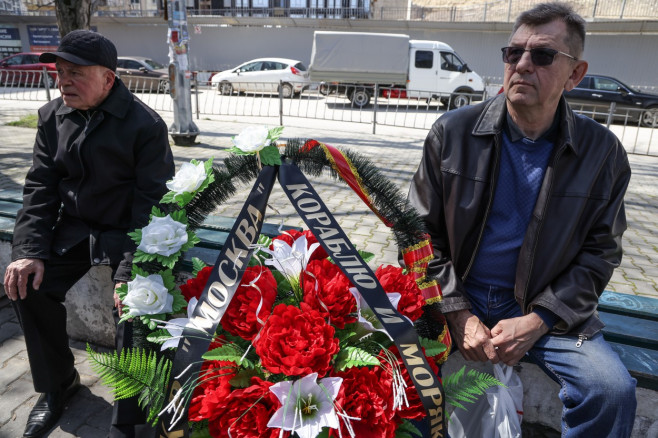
[419,336,448,357]
[395,419,423,438]
[146,329,172,345]
[229,368,263,388]
[358,250,375,263]
[443,365,503,411]
[267,126,284,142]
[227,146,251,155]
[128,229,142,246]
[334,346,380,371]
[191,257,208,276]
[160,191,176,204]
[86,343,171,425]
[259,145,282,166]
[202,344,254,368]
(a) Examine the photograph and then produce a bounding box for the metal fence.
[12,0,658,21]
[2,71,656,156]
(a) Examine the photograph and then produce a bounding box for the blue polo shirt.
[465,113,559,328]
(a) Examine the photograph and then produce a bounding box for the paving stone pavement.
[0,99,656,437]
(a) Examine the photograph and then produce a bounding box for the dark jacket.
[408,94,631,337]
[11,78,175,282]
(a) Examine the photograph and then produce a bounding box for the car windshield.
[144,59,165,70]
[294,62,307,71]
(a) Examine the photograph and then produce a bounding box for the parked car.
[117,56,170,93]
[210,58,310,98]
[0,52,57,88]
[564,74,658,128]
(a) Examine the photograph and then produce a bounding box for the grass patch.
[7,114,38,129]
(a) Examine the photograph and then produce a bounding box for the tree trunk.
[55,0,93,37]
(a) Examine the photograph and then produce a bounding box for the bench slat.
[599,290,658,321]
[600,311,658,349]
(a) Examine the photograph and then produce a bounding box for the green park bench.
[0,190,656,391]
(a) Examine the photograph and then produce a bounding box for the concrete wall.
[2,16,658,88]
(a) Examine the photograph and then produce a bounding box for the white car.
[210,58,310,98]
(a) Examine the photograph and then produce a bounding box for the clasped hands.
[446,309,549,365]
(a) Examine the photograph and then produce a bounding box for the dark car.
[564,74,658,128]
[0,52,57,88]
[117,56,169,93]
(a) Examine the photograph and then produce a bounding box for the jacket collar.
[473,93,579,155]
[55,78,133,119]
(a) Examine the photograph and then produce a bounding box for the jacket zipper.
[462,133,501,282]
[520,143,567,312]
[576,334,588,347]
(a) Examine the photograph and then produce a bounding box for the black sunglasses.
[501,46,578,66]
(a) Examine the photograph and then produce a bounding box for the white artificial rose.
[232,125,270,152]
[123,274,173,316]
[166,161,206,195]
[137,215,188,256]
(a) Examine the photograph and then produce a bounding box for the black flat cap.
[40,30,117,72]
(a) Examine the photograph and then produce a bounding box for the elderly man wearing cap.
[3,30,174,437]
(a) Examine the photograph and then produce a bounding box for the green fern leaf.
[191,257,208,276]
[419,336,448,357]
[444,365,503,411]
[334,346,380,371]
[202,344,254,368]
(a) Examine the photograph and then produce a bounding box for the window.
[415,50,433,69]
[125,60,143,69]
[594,77,621,92]
[5,55,22,66]
[440,52,464,72]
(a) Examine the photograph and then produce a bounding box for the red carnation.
[331,366,399,438]
[180,266,213,302]
[208,377,287,438]
[254,303,339,377]
[221,266,277,340]
[302,259,357,329]
[188,337,236,422]
[376,265,425,321]
[272,229,328,261]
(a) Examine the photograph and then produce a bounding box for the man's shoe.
[23,370,81,438]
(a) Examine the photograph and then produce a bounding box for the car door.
[407,49,436,98]
[118,59,157,91]
[21,54,44,86]
[233,61,263,93]
[1,54,25,85]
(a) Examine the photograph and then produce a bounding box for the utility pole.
[166,0,199,146]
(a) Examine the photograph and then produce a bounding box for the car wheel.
[449,93,471,110]
[219,82,233,95]
[640,107,658,128]
[279,83,294,98]
[159,80,170,94]
[319,83,332,95]
[349,88,371,108]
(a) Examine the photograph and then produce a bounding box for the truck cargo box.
[309,31,410,84]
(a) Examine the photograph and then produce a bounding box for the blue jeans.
[463,282,637,438]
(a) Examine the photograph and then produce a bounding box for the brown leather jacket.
[408,94,631,337]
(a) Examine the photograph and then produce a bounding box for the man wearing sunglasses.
[409,2,636,436]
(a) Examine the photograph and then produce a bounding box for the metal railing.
[10,0,658,21]
[2,72,656,156]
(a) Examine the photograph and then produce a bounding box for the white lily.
[267,373,342,438]
[260,235,319,284]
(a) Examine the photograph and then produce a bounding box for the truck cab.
[408,40,485,108]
